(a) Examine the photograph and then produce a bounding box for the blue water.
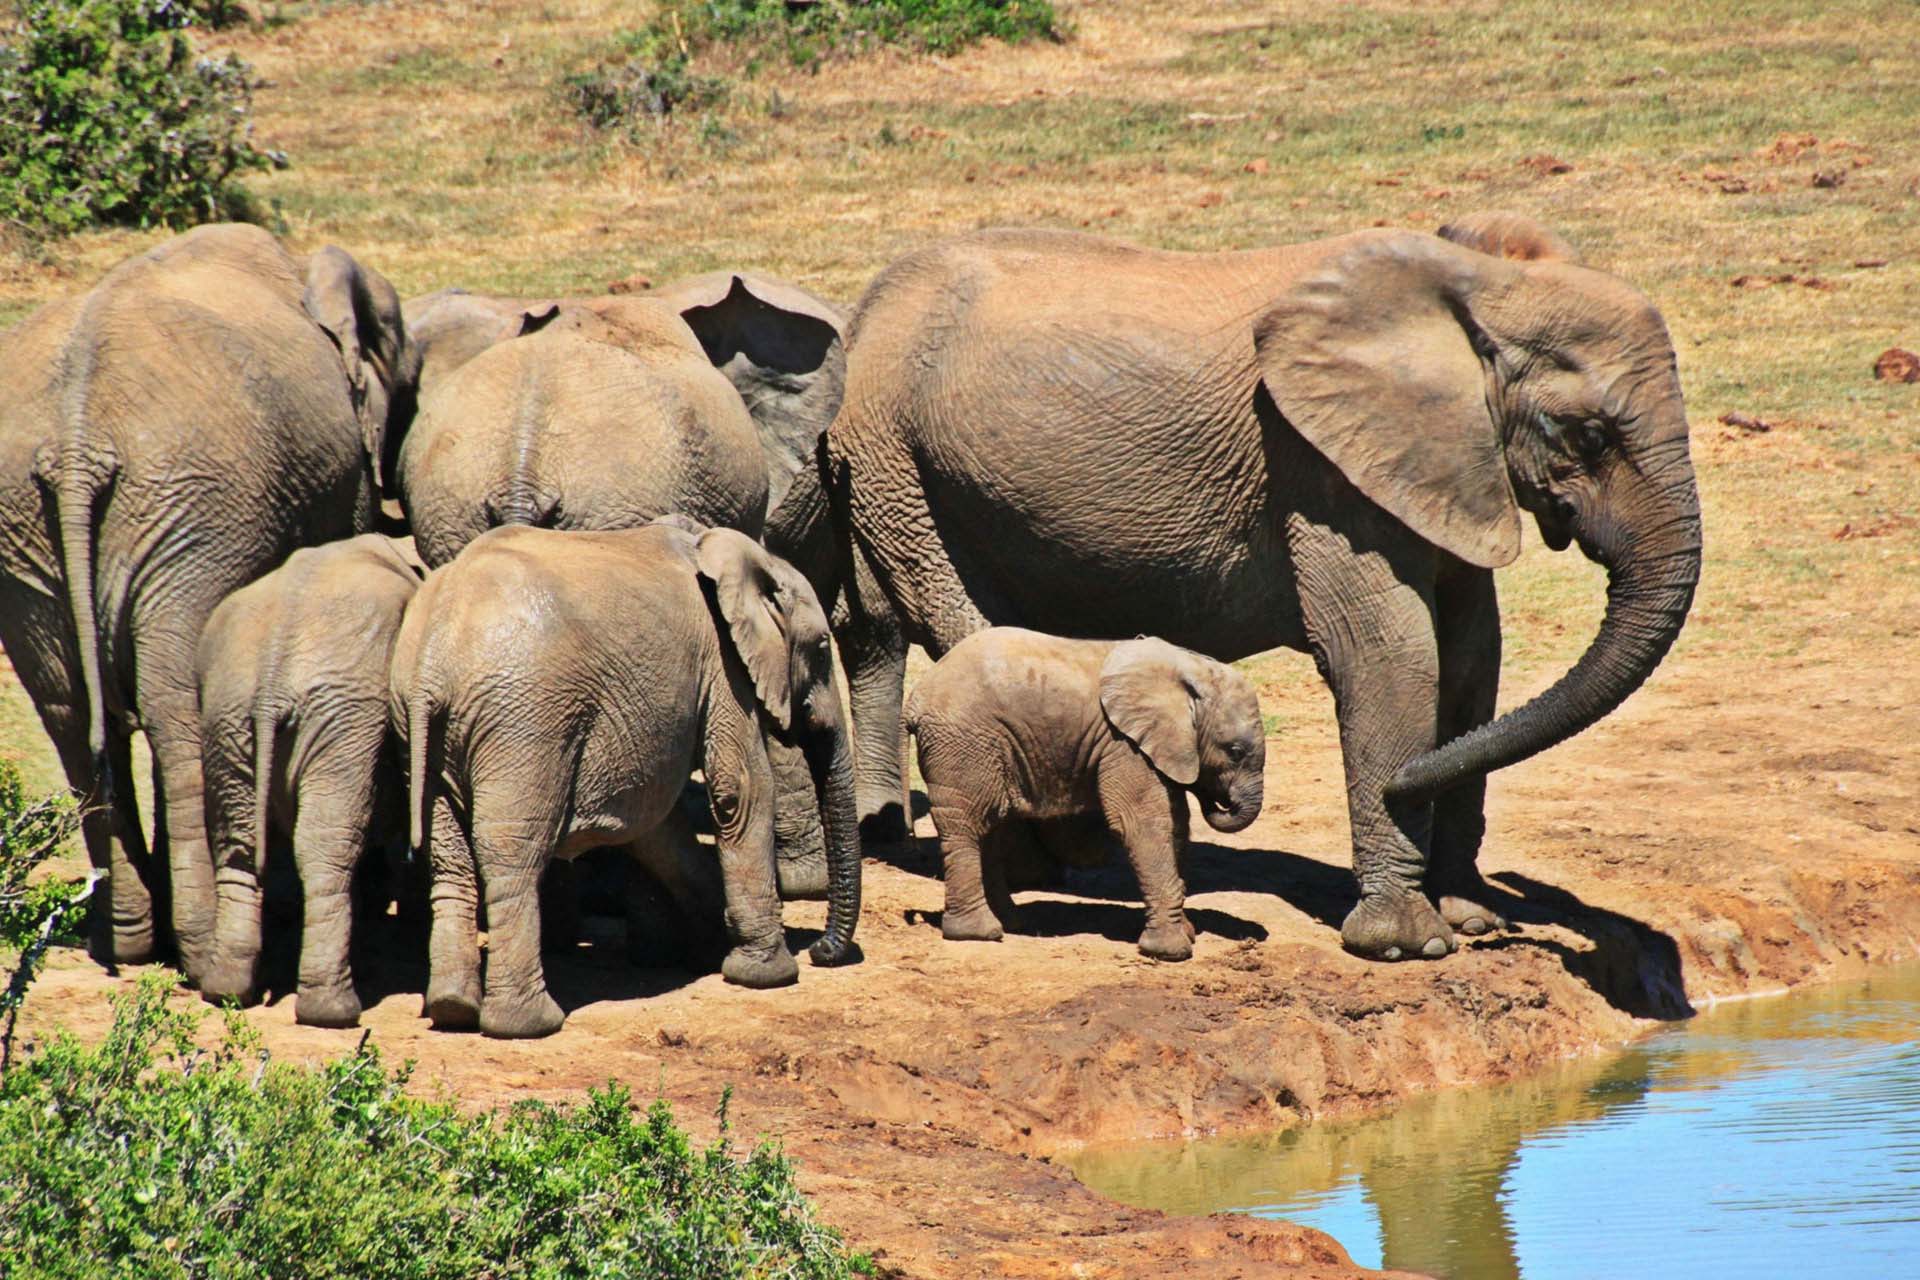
[1067,965,1920,1279]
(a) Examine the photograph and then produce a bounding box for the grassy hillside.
[2,0,1915,795]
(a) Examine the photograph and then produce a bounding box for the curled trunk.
[1389,459,1702,804]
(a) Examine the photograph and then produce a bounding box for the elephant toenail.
[1383,946,1403,960]
[1423,937,1449,957]
[1460,918,1489,936]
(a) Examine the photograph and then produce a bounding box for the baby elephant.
[905,628,1266,960]
[196,534,424,1025]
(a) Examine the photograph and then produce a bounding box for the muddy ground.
[19,635,1919,1278]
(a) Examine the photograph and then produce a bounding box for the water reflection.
[1068,965,1920,1279]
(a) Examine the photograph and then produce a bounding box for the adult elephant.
[826,215,1702,961]
[0,224,415,976]
[397,275,875,895]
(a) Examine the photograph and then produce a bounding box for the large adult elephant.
[398,275,880,894]
[0,224,415,975]
[826,215,1702,961]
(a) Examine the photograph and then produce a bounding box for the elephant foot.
[423,972,482,1031]
[941,903,1004,943]
[776,849,829,901]
[92,917,158,968]
[1341,891,1455,961]
[721,945,800,989]
[858,803,910,846]
[480,987,566,1039]
[1434,892,1509,938]
[196,961,260,1009]
[295,985,363,1029]
[1138,916,1195,961]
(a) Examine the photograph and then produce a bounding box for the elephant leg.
[1429,564,1508,937]
[0,586,156,964]
[47,702,155,965]
[290,762,379,1028]
[472,815,564,1038]
[422,791,482,1030]
[838,541,912,843]
[768,732,828,899]
[976,825,1024,932]
[200,713,267,1006]
[134,635,217,981]
[1100,772,1194,961]
[702,728,797,989]
[1288,513,1453,961]
[928,791,1003,943]
[626,804,726,969]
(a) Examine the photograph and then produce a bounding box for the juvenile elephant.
[399,275,863,898]
[906,628,1265,960]
[390,522,860,1039]
[195,534,424,1026]
[828,214,1702,961]
[0,224,416,975]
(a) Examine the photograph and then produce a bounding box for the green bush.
[0,757,87,1071]
[0,0,284,238]
[570,0,1062,130]
[0,974,871,1279]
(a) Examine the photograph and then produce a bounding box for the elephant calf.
[195,534,424,1026]
[390,521,860,1039]
[905,628,1265,960]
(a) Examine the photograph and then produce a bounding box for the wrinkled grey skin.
[399,275,864,899]
[828,214,1702,962]
[906,628,1265,960]
[389,522,861,1039]
[194,534,424,1026]
[0,224,416,978]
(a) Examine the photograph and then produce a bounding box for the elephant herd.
[0,210,1701,1038]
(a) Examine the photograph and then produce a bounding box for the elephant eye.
[1563,418,1610,460]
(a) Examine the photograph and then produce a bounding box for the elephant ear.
[696,527,793,731]
[505,301,564,338]
[303,246,410,494]
[1100,638,1202,787]
[1437,210,1581,264]
[659,273,847,510]
[1253,231,1523,570]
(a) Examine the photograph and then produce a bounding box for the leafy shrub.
[570,0,1062,130]
[0,758,87,1071]
[0,974,871,1278]
[0,0,284,237]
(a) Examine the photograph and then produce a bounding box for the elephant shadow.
[873,809,1690,1021]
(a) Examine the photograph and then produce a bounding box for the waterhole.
[1067,964,1920,1279]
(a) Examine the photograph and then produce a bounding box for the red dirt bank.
[18,648,1920,1278]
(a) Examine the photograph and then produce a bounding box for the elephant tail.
[44,446,118,777]
[251,702,280,877]
[408,676,436,855]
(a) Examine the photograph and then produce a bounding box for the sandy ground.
[15,632,1919,1279]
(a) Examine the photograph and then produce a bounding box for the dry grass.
[2,0,1916,798]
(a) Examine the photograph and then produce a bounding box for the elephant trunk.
[1388,442,1702,804]
[803,692,863,966]
[1203,781,1265,835]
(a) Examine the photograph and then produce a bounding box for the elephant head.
[1253,226,1702,802]
[653,273,848,511]
[302,246,419,496]
[693,526,861,964]
[1100,638,1267,833]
